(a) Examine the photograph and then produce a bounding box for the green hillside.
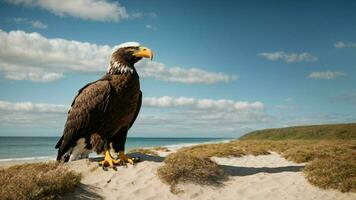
[239,123,356,140]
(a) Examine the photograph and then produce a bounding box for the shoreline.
[0,138,231,167]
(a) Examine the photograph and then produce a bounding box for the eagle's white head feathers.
[108,42,141,73]
[111,42,140,53]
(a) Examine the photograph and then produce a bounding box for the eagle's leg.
[113,129,137,165]
[99,151,119,167]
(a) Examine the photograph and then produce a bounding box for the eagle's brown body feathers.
[55,43,149,162]
[56,72,141,161]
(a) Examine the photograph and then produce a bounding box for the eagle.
[55,42,153,168]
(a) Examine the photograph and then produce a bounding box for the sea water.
[0,137,229,161]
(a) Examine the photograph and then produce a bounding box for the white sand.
[63,152,356,200]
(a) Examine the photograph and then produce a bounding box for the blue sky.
[0,0,355,137]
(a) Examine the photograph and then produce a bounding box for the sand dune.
[63,152,356,200]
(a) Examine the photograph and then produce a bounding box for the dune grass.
[157,152,226,193]
[0,162,81,200]
[178,143,246,157]
[128,148,159,156]
[153,146,170,152]
[129,146,170,156]
[158,139,356,193]
[304,155,356,192]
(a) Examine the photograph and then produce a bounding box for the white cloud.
[0,97,263,114]
[11,17,48,29]
[135,97,270,136]
[334,41,346,48]
[148,12,158,18]
[136,96,269,136]
[137,60,237,84]
[7,0,129,22]
[2,97,353,137]
[0,97,269,136]
[0,100,67,128]
[0,29,235,84]
[143,96,263,111]
[0,100,68,113]
[259,51,318,63]
[0,29,111,82]
[334,41,356,48]
[30,20,48,29]
[145,24,157,31]
[130,12,158,19]
[1,63,64,82]
[308,71,345,80]
[130,11,143,19]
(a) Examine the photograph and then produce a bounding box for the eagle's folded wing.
[56,79,111,160]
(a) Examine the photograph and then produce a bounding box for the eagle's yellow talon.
[118,151,135,165]
[100,151,118,168]
[127,158,134,165]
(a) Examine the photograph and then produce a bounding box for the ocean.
[0,137,230,162]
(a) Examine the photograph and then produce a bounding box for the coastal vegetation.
[239,123,356,140]
[158,152,226,193]
[129,146,170,156]
[158,124,356,193]
[0,162,81,200]
[1,123,355,198]
[128,148,160,156]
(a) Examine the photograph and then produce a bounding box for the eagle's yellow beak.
[132,46,154,60]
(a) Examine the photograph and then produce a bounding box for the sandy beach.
[47,149,355,200]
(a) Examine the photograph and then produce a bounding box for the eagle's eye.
[126,48,137,54]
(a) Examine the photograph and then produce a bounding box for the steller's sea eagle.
[55,42,153,168]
